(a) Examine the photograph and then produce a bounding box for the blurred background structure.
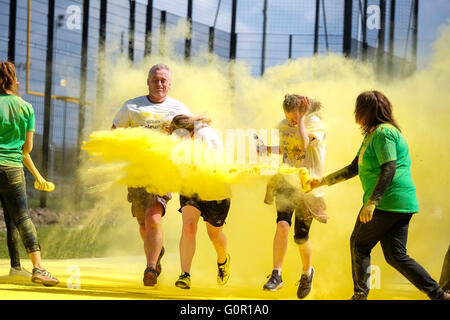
[0,0,428,207]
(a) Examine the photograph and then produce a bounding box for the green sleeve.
[373,127,397,165]
[27,104,35,132]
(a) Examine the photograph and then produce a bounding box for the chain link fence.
[0,0,418,207]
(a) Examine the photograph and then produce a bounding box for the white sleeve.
[198,127,223,152]
[113,102,131,128]
[306,116,325,145]
[180,103,193,116]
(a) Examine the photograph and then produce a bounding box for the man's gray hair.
[148,64,171,76]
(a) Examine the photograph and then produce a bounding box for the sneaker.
[156,246,165,276]
[436,291,450,300]
[9,267,32,279]
[349,293,368,300]
[296,267,314,299]
[31,268,59,287]
[217,253,230,285]
[175,272,191,289]
[143,266,158,287]
[263,270,283,291]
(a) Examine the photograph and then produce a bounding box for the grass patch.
[0,220,142,260]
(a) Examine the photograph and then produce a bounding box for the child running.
[260,94,327,299]
[169,114,231,290]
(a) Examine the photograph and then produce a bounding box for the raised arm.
[295,97,311,151]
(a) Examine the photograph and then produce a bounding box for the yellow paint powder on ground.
[74,25,450,300]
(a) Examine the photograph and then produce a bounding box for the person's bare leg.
[273,221,290,269]
[144,203,164,267]
[28,251,43,269]
[298,239,312,275]
[179,206,201,273]
[206,223,227,264]
[139,225,146,241]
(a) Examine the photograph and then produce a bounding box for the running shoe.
[175,272,191,289]
[296,267,314,299]
[9,267,32,279]
[143,266,158,287]
[263,270,283,291]
[217,253,230,285]
[31,268,59,287]
[349,292,368,300]
[156,246,165,276]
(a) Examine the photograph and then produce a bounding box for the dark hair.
[169,114,211,134]
[354,90,400,135]
[0,61,18,95]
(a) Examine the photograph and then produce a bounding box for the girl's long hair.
[0,61,18,95]
[354,90,401,135]
[169,114,211,134]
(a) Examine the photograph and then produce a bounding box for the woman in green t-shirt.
[309,90,448,300]
[0,61,58,286]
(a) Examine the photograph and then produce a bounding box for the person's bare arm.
[22,153,44,183]
[22,131,53,190]
[22,130,33,155]
[295,96,311,151]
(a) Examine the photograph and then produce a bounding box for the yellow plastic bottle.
[298,167,311,193]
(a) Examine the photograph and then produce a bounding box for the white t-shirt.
[113,95,192,133]
[278,112,326,196]
[193,125,230,200]
[193,125,223,152]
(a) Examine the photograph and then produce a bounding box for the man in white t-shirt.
[112,64,192,287]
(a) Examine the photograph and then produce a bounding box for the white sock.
[303,266,312,276]
[273,268,282,276]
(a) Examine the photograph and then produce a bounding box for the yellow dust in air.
[75,22,450,300]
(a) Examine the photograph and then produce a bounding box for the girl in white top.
[169,115,231,290]
[260,94,327,299]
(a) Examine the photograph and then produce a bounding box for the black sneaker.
[349,293,368,300]
[156,246,165,276]
[263,270,283,291]
[296,267,314,299]
[175,272,191,289]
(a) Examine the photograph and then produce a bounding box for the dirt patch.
[0,207,85,232]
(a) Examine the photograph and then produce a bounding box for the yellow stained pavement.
[0,255,425,300]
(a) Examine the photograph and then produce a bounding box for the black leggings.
[0,166,41,268]
[350,208,443,299]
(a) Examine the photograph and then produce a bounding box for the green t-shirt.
[0,94,35,167]
[357,124,419,213]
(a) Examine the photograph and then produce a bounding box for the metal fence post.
[145,0,153,57]
[75,0,90,207]
[8,0,17,62]
[41,0,56,208]
[185,0,193,61]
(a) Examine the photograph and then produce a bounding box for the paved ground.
[0,255,425,300]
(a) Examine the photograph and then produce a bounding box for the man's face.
[147,68,171,102]
[284,109,299,127]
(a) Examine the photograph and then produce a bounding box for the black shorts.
[127,187,172,226]
[270,174,326,244]
[179,194,230,227]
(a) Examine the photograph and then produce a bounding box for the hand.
[307,178,325,192]
[298,96,311,119]
[359,201,376,223]
[34,179,55,192]
[257,145,269,155]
